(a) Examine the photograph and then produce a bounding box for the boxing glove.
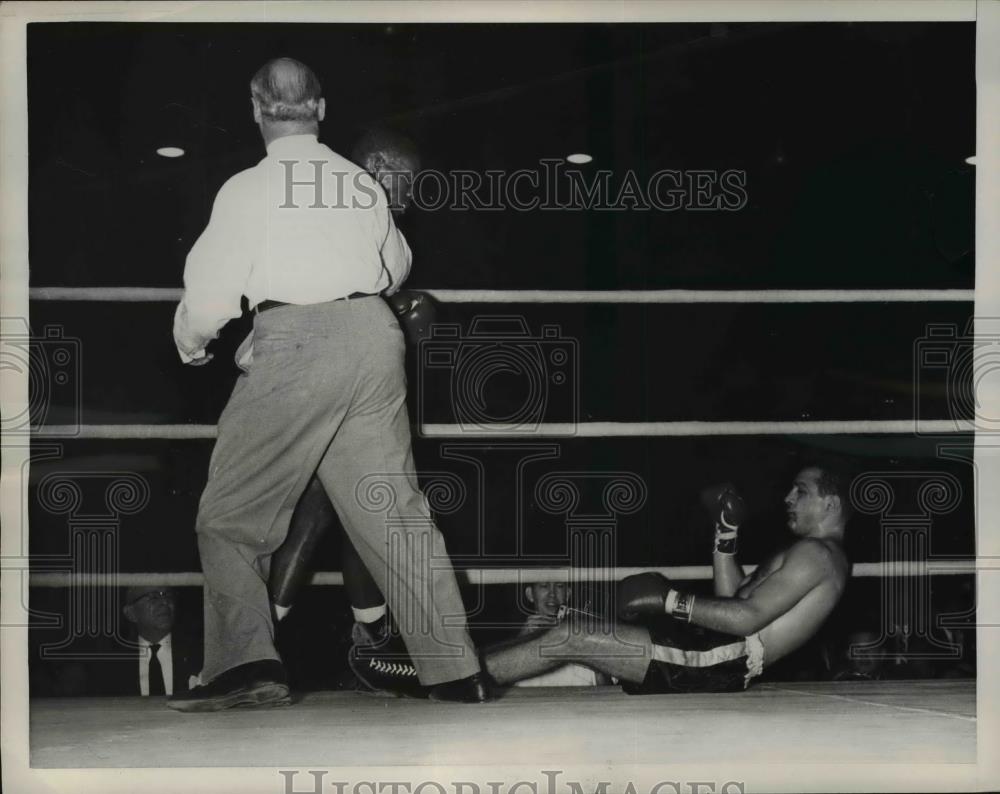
[700,482,746,555]
[386,290,438,344]
[617,572,669,621]
[617,572,695,623]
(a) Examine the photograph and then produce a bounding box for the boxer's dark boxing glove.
[386,290,438,344]
[617,572,695,623]
[700,482,746,556]
[618,572,670,621]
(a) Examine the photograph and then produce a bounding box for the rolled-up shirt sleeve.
[173,177,252,361]
[378,203,412,297]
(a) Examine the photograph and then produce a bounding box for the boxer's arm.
[690,541,834,636]
[174,177,251,362]
[701,485,747,597]
[713,552,745,598]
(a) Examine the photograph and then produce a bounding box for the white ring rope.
[420,420,976,437]
[24,287,976,586]
[31,287,183,302]
[29,285,973,440]
[38,419,975,439]
[26,560,979,588]
[28,287,974,303]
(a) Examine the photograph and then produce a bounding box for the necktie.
[148,643,165,696]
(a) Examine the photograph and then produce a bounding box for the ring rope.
[28,287,974,303]
[421,420,975,437]
[35,419,974,439]
[24,287,976,585]
[29,286,972,439]
[26,560,979,588]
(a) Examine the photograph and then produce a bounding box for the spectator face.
[525,581,569,619]
[123,587,176,639]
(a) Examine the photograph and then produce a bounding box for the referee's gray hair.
[250,57,322,122]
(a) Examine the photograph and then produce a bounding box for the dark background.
[25,21,977,685]
[28,22,974,289]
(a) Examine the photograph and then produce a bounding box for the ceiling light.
[566,153,592,165]
[156,147,185,158]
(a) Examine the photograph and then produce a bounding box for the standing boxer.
[169,58,488,711]
[268,130,433,656]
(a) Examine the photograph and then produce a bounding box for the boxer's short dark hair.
[810,462,853,521]
[351,127,420,168]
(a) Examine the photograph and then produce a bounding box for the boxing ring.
[23,285,982,776]
[30,680,975,767]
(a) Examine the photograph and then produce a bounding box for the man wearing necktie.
[29,585,201,697]
[122,586,201,697]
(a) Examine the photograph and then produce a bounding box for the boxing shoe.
[351,616,389,648]
[347,643,428,699]
[346,618,402,696]
[428,672,495,703]
[167,659,290,712]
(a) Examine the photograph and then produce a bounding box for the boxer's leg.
[343,534,389,645]
[268,475,388,634]
[269,476,337,615]
[483,619,652,685]
[343,534,385,610]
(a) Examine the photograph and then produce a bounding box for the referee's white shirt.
[174,134,411,362]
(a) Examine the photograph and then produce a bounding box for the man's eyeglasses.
[127,590,176,607]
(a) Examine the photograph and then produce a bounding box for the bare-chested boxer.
[482,465,850,693]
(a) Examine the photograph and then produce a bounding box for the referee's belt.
[254,293,377,314]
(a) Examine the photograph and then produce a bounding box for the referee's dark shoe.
[428,672,495,703]
[167,659,291,712]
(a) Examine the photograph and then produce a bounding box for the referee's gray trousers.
[196,297,481,686]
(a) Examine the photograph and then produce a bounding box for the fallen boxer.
[479,464,850,694]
